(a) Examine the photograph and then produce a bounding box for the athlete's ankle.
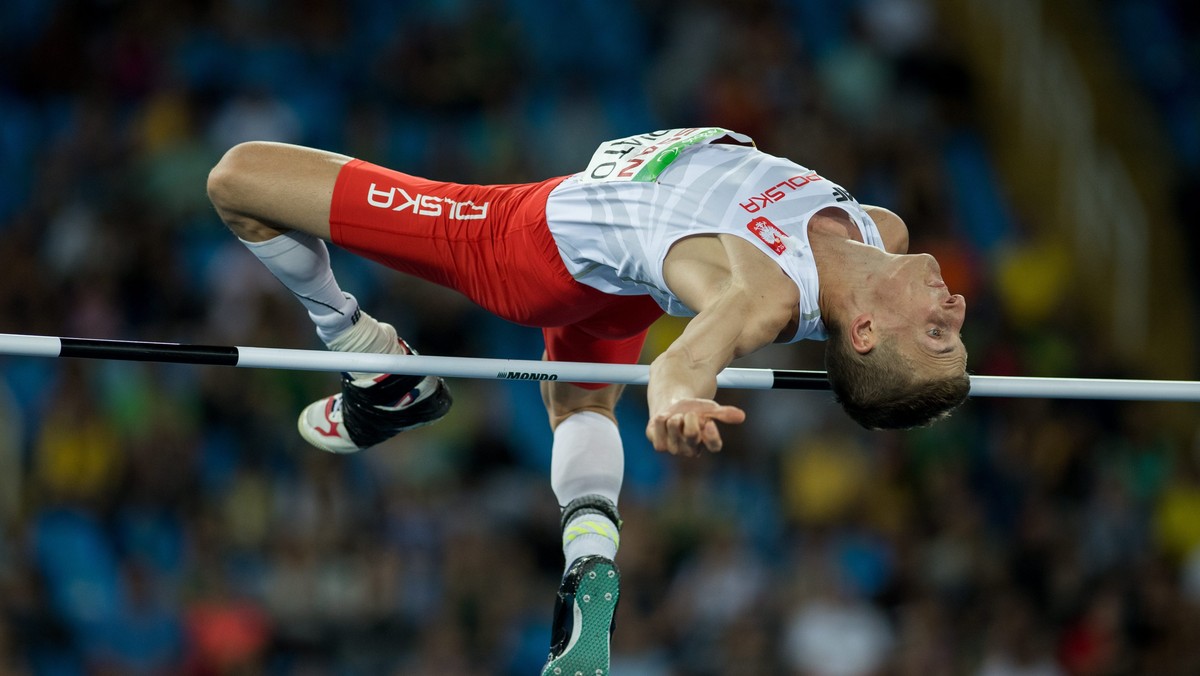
[561,495,621,574]
[323,309,403,352]
[319,309,415,382]
[312,293,361,343]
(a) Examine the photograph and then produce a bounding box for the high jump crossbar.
[1,333,1198,401]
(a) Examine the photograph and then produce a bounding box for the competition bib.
[579,127,755,183]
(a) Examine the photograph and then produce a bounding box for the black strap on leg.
[560,494,623,532]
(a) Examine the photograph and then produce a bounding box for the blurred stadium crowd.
[1,0,1199,674]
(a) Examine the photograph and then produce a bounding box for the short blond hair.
[823,322,970,430]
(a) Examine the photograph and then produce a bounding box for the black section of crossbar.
[59,337,240,366]
[770,370,832,390]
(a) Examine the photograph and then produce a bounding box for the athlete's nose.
[947,294,966,329]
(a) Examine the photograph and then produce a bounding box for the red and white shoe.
[298,369,452,454]
[297,312,451,453]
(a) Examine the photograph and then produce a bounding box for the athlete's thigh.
[331,161,582,325]
[210,141,350,239]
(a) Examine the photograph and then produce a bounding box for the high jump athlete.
[206,127,969,675]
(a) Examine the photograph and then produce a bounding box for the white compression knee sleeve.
[551,411,624,568]
[239,232,358,343]
[551,411,624,506]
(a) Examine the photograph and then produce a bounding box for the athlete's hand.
[646,398,746,457]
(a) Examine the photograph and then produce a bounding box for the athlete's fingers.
[682,411,702,442]
[647,403,746,457]
[649,415,694,456]
[647,430,659,451]
[647,418,669,452]
[671,415,700,458]
[707,405,747,425]
[662,414,682,453]
[660,414,692,458]
[702,420,723,453]
[687,414,722,454]
[685,414,709,457]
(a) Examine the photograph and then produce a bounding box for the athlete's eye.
[928,328,942,338]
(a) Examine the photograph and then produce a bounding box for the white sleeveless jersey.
[544,128,887,342]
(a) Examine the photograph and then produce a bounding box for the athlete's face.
[874,253,968,375]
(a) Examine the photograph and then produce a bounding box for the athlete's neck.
[810,226,890,327]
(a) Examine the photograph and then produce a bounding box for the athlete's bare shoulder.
[862,204,909,254]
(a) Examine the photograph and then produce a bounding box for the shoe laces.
[328,395,345,423]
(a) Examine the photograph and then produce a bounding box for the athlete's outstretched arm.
[645,281,794,457]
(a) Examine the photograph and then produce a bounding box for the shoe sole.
[541,560,620,676]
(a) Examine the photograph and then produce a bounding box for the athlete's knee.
[207,142,282,240]
[542,382,623,430]
[208,142,267,212]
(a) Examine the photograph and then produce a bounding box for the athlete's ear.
[849,313,875,354]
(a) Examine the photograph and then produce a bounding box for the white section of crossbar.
[0,333,60,358]
[236,348,1200,400]
[967,375,1200,401]
[236,346,670,385]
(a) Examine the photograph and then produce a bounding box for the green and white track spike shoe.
[541,555,620,676]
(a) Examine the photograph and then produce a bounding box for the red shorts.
[329,159,664,387]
